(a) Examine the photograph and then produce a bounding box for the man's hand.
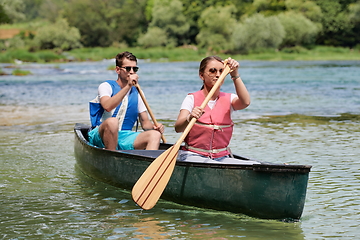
[128,73,139,86]
[154,123,165,134]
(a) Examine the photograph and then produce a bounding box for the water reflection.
[74,165,306,239]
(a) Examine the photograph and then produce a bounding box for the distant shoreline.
[1,46,360,64]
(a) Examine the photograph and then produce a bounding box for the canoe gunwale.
[74,123,311,173]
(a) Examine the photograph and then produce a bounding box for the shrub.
[0,52,12,63]
[36,50,62,62]
[3,35,25,49]
[278,11,320,47]
[232,13,285,53]
[149,0,190,46]
[12,68,32,76]
[285,0,323,23]
[6,49,39,62]
[196,5,237,53]
[32,18,82,51]
[138,27,175,48]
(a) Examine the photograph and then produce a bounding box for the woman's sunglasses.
[207,67,223,76]
[119,66,139,72]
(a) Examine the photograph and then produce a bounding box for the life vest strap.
[184,143,227,154]
[195,122,232,130]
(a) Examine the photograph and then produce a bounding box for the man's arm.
[139,111,155,130]
[100,84,131,112]
[100,74,138,112]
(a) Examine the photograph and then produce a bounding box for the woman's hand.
[225,57,240,79]
[189,106,204,120]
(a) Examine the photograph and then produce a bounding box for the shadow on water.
[74,165,306,239]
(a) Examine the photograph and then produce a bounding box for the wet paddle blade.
[132,146,179,210]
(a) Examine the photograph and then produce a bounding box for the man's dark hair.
[115,51,137,67]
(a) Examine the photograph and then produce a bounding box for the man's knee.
[100,118,119,136]
[149,129,161,140]
[103,118,118,130]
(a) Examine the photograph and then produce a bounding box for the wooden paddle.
[134,83,166,143]
[132,61,231,210]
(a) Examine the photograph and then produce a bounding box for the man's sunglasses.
[119,66,139,72]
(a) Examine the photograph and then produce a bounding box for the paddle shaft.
[132,61,230,210]
[134,83,166,143]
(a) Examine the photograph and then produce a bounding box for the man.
[88,51,164,150]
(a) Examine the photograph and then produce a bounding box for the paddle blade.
[132,146,179,210]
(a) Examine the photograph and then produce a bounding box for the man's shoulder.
[100,80,120,92]
[103,80,117,87]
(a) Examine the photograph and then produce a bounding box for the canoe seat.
[119,150,165,159]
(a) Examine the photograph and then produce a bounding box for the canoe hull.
[74,123,311,220]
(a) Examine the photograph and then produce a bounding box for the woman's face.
[200,59,224,88]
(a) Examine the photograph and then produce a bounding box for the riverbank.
[1,46,360,64]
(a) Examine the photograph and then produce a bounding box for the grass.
[67,46,207,62]
[230,46,360,61]
[0,49,62,63]
[12,68,32,76]
[1,46,360,64]
[0,21,49,30]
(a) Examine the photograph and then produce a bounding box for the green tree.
[63,0,114,47]
[144,0,154,22]
[181,0,235,45]
[285,0,323,23]
[248,0,287,16]
[138,27,174,48]
[313,0,354,46]
[23,0,44,21]
[349,1,360,21]
[232,13,285,53]
[38,0,64,22]
[278,11,320,47]
[0,4,11,23]
[0,0,26,22]
[32,18,82,50]
[196,5,237,53]
[111,0,148,47]
[148,0,189,46]
[347,1,360,47]
[63,0,148,47]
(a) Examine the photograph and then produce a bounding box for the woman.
[174,56,252,164]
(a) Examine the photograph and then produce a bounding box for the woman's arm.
[174,109,191,133]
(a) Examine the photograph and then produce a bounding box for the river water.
[0,59,359,239]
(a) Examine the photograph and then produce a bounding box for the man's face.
[117,58,138,81]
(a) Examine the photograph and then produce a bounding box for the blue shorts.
[88,127,140,150]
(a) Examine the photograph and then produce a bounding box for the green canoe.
[74,123,311,220]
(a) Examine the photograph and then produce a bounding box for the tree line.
[1,0,360,54]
